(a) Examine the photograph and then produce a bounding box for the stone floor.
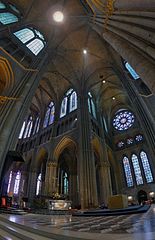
[1,204,155,240]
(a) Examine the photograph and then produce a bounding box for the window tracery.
[123,156,133,187]
[14,27,46,55]
[60,89,77,118]
[131,154,143,185]
[43,102,55,128]
[140,151,153,183]
[125,61,140,80]
[13,171,21,194]
[113,110,135,131]
[0,2,20,25]
[88,92,96,119]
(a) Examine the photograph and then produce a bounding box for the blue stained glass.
[63,172,69,194]
[43,108,50,128]
[60,97,68,118]
[70,91,77,112]
[113,110,135,131]
[126,138,134,145]
[0,2,6,9]
[125,62,140,80]
[140,151,153,183]
[132,154,143,185]
[117,141,125,148]
[0,12,18,25]
[135,134,143,142]
[123,156,133,187]
[49,105,55,125]
[91,99,97,119]
[14,28,35,44]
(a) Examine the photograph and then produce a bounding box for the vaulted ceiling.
[10,0,131,118]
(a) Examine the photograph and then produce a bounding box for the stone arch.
[53,136,77,163]
[0,56,14,94]
[34,147,48,170]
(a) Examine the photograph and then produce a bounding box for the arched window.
[60,89,77,118]
[63,172,69,195]
[124,61,140,80]
[7,171,12,194]
[140,151,153,183]
[43,102,55,128]
[13,171,21,194]
[131,154,143,185]
[18,121,26,139]
[88,92,96,119]
[123,156,133,187]
[33,117,40,135]
[0,12,18,24]
[13,27,46,55]
[70,91,77,112]
[24,116,33,138]
[36,173,41,196]
[0,2,20,25]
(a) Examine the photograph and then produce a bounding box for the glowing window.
[43,102,55,128]
[140,151,153,183]
[125,62,140,80]
[88,92,96,119]
[113,110,135,131]
[63,172,69,195]
[36,173,41,196]
[18,121,26,139]
[26,38,44,55]
[60,97,68,118]
[33,117,40,135]
[7,171,12,194]
[0,2,5,9]
[126,138,134,145]
[14,28,46,56]
[135,134,143,142]
[131,154,143,185]
[70,91,77,112]
[13,171,21,194]
[14,28,35,43]
[117,141,125,148]
[123,156,133,187]
[0,12,18,24]
[24,117,33,138]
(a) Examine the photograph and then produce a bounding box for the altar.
[48,199,72,210]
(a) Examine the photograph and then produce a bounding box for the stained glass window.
[88,92,96,119]
[123,156,133,187]
[36,173,41,196]
[43,102,55,128]
[63,172,69,195]
[18,121,26,139]
[113,110,135,131]
[9,4,20,14]
[0,12,18,25]
[60,89,78,118]
[0,2,6,9]
[14,28,35,43]
[24,117,33,138]
[7,171,12,194]
[33,117,40,135]
[117,141,125,148]
[125,62,140,80]
[135,134,143,142]
[60,97,68,118]
[140,151,153,183]
[14,28,46,56]
[70,91,77,112]
[13,171,21,194]
[126,138,134,145]
[131,154,143,185]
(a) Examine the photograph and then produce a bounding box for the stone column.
[99,163,112,205]
[77,92,98,209]
[27,170,37,205]
[44,162,57,196]
[70,173,79,208]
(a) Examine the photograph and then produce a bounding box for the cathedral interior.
[0,0,155,239]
